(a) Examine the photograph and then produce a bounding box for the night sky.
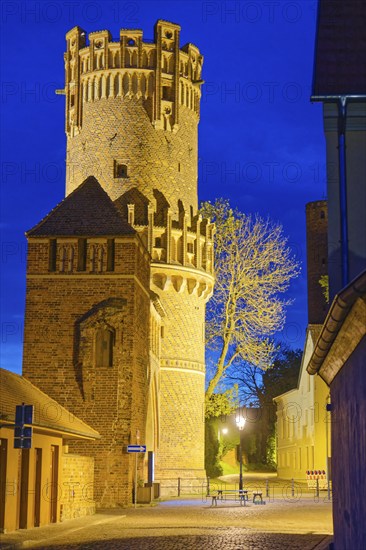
[0,1,326,374]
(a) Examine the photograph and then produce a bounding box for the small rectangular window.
[107,239,115,271]
[77,238,87,271]
[155,237,162,248]
[114,161,128,178]
[162,86,171,100]
[187,242,194,253]
[96,329,114,367]
[49,239,57,272]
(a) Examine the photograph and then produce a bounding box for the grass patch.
[219,461,239,476]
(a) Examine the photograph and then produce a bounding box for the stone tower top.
[64,21,203,135]
[63,21,204,219]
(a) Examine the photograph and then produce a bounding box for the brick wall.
[23,235,151,506]
[306,201,328,324]
[61,453,95,520]
[67,100,198,221]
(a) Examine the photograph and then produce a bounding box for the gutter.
[0,420,101,440]
[307,270,366,375]
[310,94,366,288]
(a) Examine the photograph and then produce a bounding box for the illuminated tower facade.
[23,20,214,502]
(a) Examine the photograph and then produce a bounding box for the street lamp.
[235,415,246,491]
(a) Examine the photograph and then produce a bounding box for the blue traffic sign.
[126,445,146,453]
[14,404,34,449]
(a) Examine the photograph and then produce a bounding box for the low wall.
[60,453,95,520]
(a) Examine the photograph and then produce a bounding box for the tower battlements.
[64,21,204,219]
[65,21,203,135]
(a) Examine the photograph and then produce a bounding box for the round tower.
[63,21,214,490]
[64,21,204,219]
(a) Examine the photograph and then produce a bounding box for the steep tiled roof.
[0,368,100,440]
[312,0,366,96]
[27,176,135,237]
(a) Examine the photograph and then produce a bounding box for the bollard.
[266,479,269,498]
[291,478,294,498]
[178,477,181,497]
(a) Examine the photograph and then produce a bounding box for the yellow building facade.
[0,369,99,533]
[274,326,331,480]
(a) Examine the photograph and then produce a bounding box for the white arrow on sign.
[127,445,146,453]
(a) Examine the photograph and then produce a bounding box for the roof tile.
[27,176,135,237]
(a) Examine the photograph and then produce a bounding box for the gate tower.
[61,21,213,491]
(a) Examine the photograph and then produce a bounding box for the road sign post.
[14,404,34,449]
[126,444,146,507]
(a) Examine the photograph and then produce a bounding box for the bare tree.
[202,199,300,399]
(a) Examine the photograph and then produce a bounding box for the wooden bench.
[211,489,249,506]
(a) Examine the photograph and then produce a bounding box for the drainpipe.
[337,96,349,287]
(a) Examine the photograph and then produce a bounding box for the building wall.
[60,452,95,520]
[66,99,199,219]
[151,266,211,484]
[331,334,366,549]
[23,236,151,506]
[323,102,366,299]
[275,329,330,480]
[0,429,63,533]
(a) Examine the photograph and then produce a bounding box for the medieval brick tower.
[23,20,214,505]
[305,200,328,325]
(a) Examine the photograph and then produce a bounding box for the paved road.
[0,497,333,550]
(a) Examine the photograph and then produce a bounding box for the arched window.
[95,328,114,367]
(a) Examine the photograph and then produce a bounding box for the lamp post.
[236,415,246,491]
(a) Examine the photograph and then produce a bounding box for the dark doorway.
[34,448,42,527]
[0,439,8,532]
[50,446,59,523]
[19,449,30,529]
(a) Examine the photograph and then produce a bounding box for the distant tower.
[306,200,328,324]
[23,20,214,503]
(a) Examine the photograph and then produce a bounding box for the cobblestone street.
[0,496,333,550]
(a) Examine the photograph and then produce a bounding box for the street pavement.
[0,494,333,550]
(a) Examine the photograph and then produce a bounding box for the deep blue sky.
[0,1,326,374]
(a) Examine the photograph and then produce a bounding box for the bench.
[211,489,249,506]
[252,491,263,503]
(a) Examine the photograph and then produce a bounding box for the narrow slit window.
[95,328,114,367]
[49,239,57,272]
[162,86,171,100]
[107,239,115,271]
[77,238,87,271]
